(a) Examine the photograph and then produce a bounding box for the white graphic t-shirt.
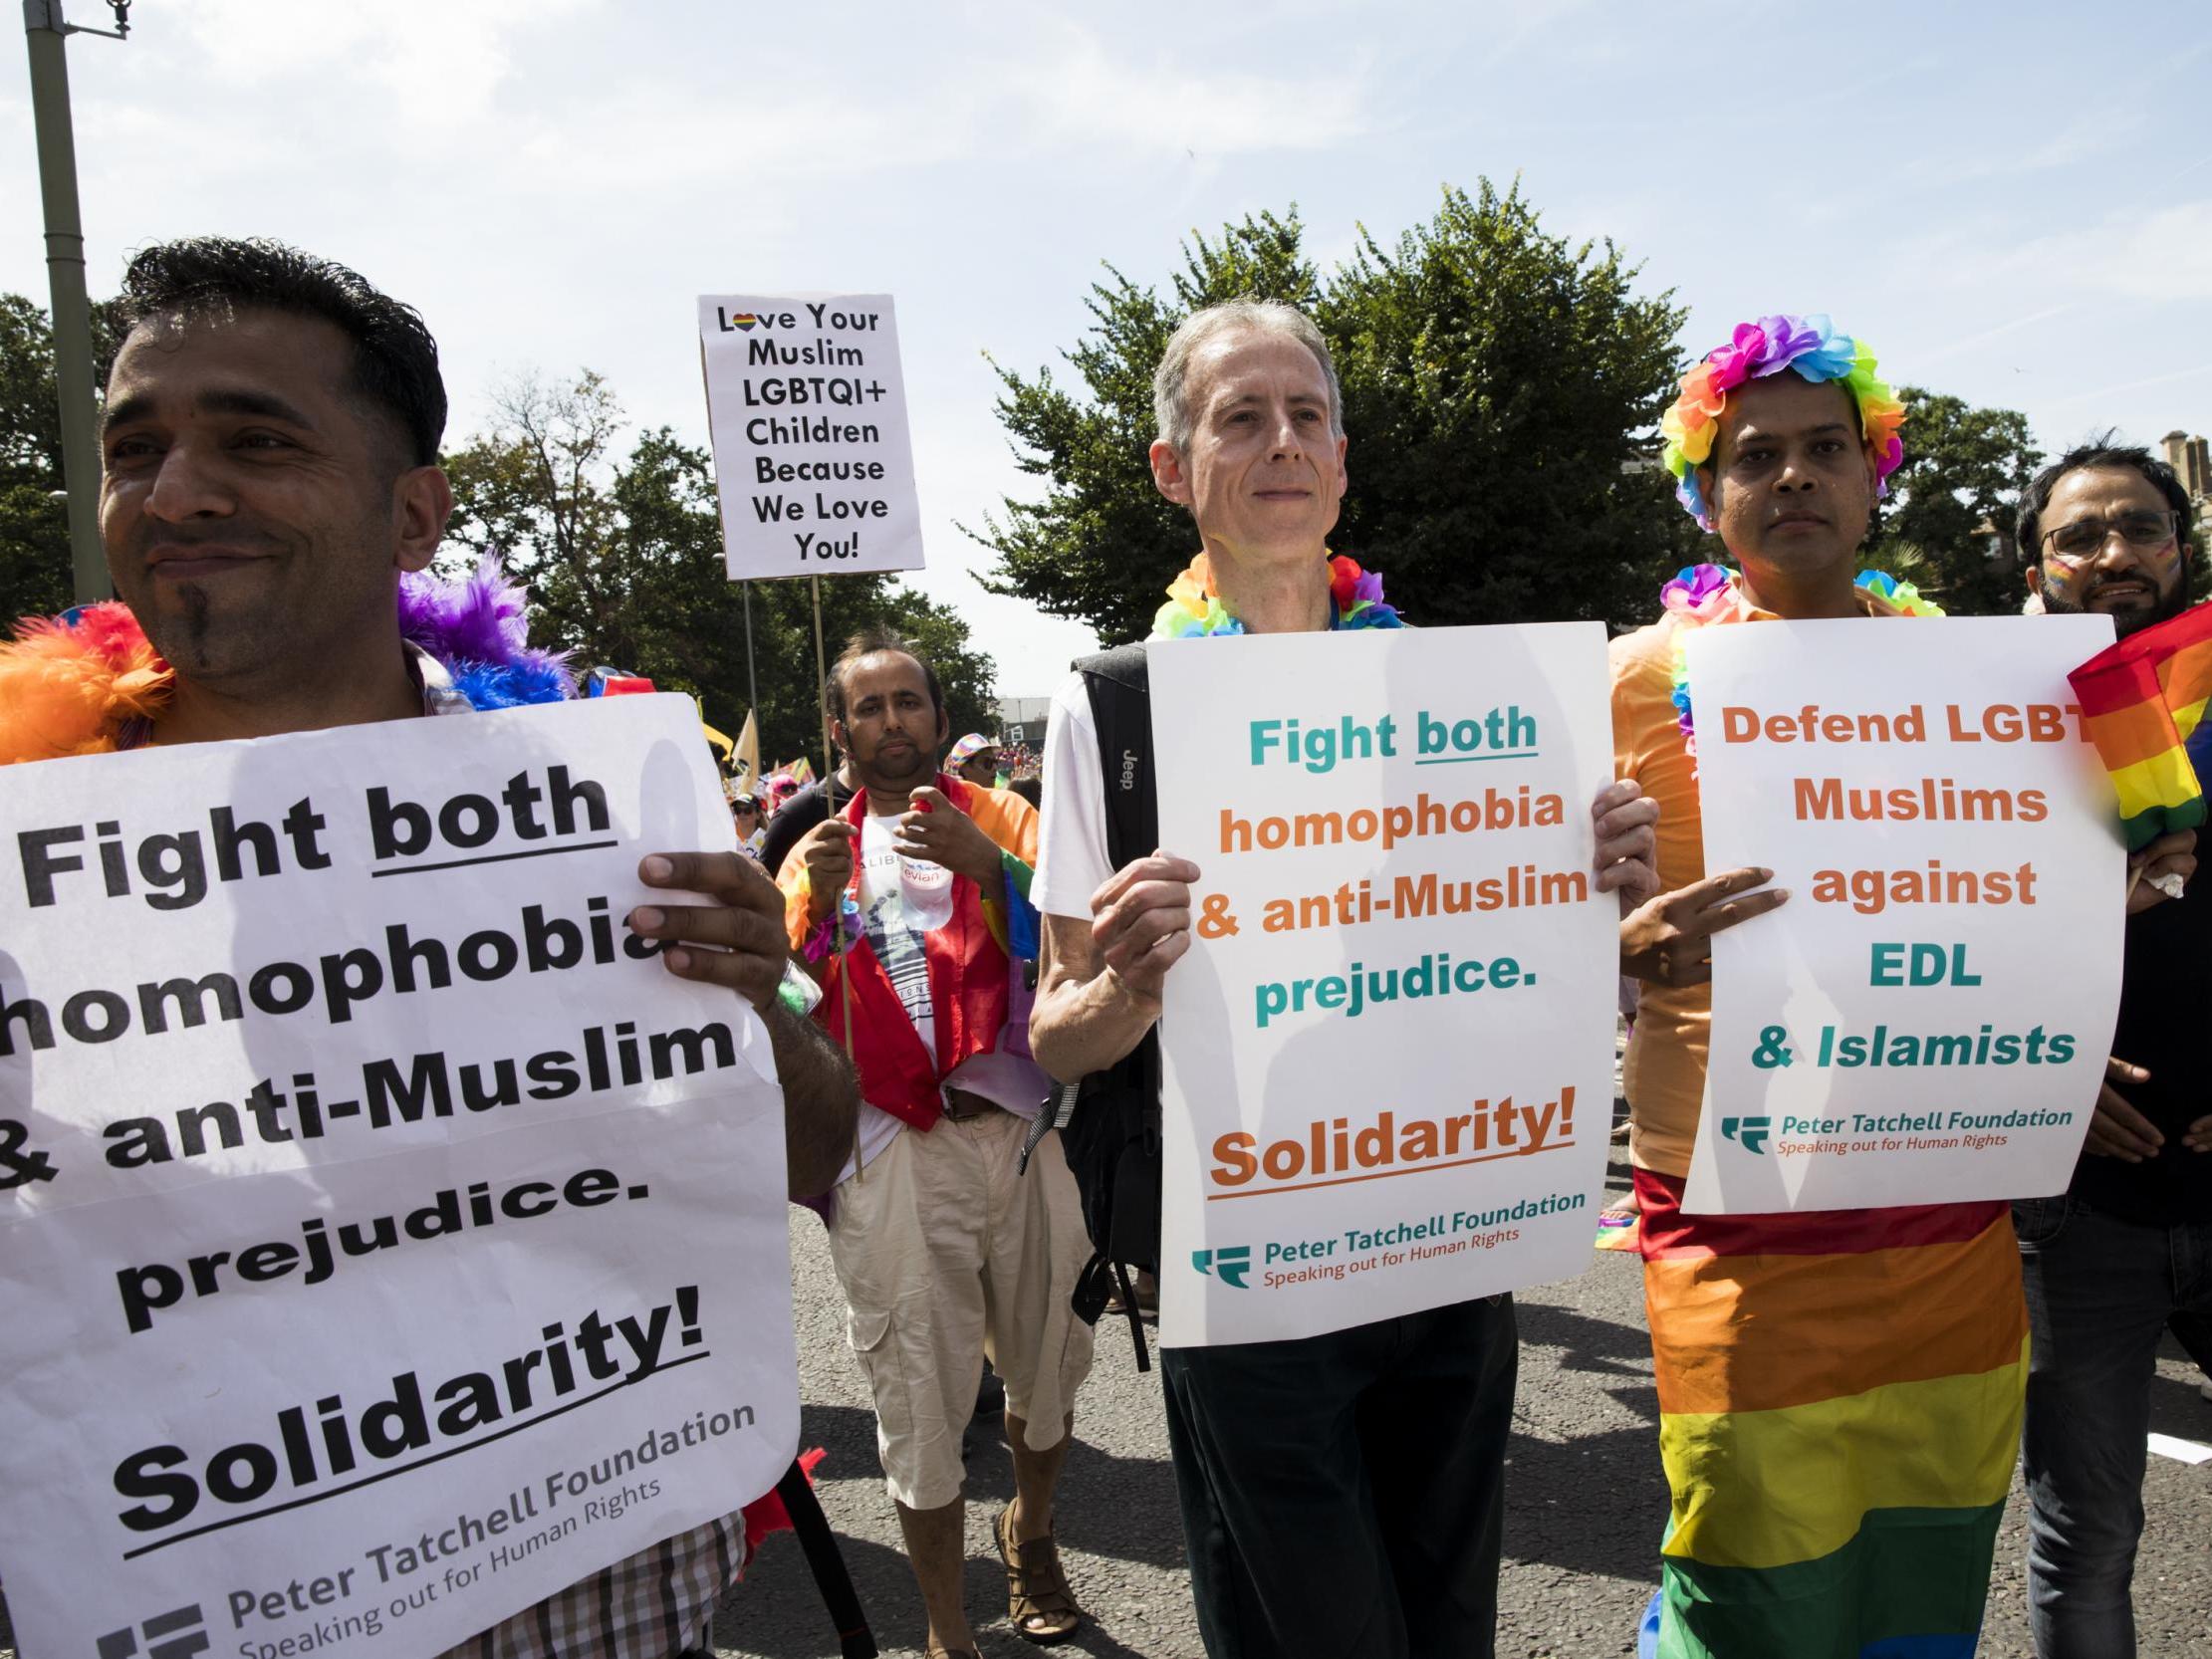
[835,813,947,1181]
[832,806,1049,1185]
[860,810,945,1055]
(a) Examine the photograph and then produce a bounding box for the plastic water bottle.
[862,811,954,932]
[899,846,954,932]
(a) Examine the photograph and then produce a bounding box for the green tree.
[1866,388,2043,616]
[972,210,1318,643]
[0,292,123,624]
[443,371,995,770]
[974,184,1691,640]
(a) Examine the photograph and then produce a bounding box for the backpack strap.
[1079,641,1159,869]
[1069,642,1163,1370]
[1019,1078,1081,1175]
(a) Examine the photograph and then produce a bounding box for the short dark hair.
[826,625,943,726]
[2016,433,2197,567]
[117,236,447,468]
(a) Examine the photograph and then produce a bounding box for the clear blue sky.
[4,0,2208,695]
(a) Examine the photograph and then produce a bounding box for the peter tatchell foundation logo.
[1191,1245,1252,1288]
[1721,1115,1773,1154]
[97,1601,207,1657]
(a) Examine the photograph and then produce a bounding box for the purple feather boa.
[396,555,575,708]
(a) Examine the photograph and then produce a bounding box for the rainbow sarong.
[2068,602,2212,850]
[1634,1171,2026,1658]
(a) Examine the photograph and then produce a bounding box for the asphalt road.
[5,1164,2207,1659]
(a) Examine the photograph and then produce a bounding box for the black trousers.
[1159,1294,1516,1659]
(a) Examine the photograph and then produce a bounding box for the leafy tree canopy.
[974,186,2061,633]
[974,182,1696,640]
[1866,387,2043,615]
[0,292,123,624]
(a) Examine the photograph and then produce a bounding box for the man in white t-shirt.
[778,628,1093,1659]
[1029,300,1659,1659]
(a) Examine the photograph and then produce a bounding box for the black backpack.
[1052,642,1167,1370]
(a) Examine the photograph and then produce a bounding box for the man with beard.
[2015,438,2212,1657]
[779,631,1091,1659]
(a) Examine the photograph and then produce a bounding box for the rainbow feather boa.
[1151,551,1403,638]
[0,557,573,764]
[1663,562,1941,770]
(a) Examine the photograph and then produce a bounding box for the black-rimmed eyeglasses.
[2043,509,2178,565]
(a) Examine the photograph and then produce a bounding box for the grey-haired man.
[1029,299,1658,1659]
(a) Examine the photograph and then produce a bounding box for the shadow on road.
[724,1528,1165,1659]
[1504,1417,1669,1584]
[793,1397,1188,1574]
[2148,1344,2211,1440]
[1514,1299,1658,1390]
[720,1385,1191,1658]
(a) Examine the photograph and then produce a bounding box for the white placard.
[0,696,797,1656]
[698,293,924,579]
[1682,616,2124,1214]
[1150,625,1618,1348]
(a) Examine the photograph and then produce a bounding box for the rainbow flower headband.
[1151,551,1401,638]
[1659,314,1905,531]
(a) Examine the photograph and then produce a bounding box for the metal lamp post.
[22,0,129,606]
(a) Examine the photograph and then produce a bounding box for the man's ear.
[1150,438,1193,507]
[1695,463,1717,520]
[393,465,453,575]
[2024,563,2045,601]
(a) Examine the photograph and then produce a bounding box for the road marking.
[2147,1433,2212,1465]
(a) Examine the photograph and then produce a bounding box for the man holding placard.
[2015,439,2212,1657]
[1030,299,1660,1659]
[0,237,861,1659]
[1611,316,2189,1659]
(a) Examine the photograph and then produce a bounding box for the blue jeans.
[2014,1194,2212,1658]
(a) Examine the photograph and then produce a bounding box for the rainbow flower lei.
[1150,551,1403,638]
[1659,314,1906,531]
[1663,563,1942,768]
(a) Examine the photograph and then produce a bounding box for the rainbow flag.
[1636,1172,2025,1658]
[2068,603,2212,850]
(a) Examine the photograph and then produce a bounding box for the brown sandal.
[995,1503,1083,1644]
[925,1645,982,1659]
